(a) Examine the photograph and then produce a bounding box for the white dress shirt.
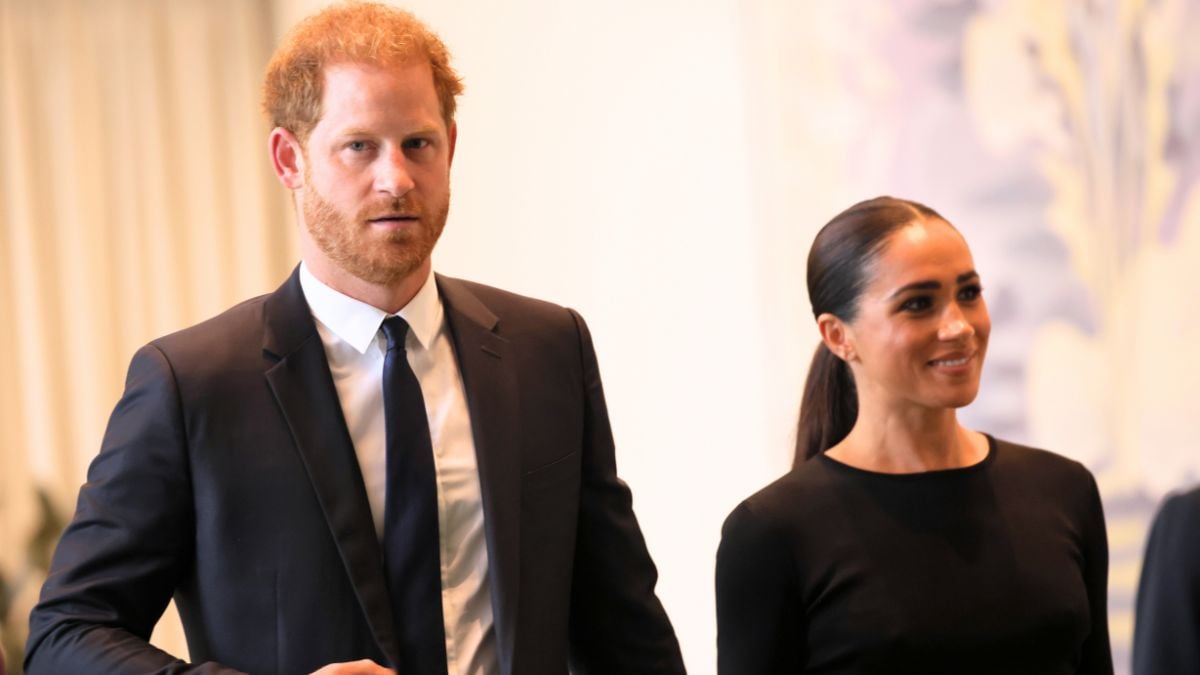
[299,262,497,674]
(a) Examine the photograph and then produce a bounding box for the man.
[24,3,685,674]
[1133,486,1200,675]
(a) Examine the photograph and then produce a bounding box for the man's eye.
[404,138,431,151]
[347,141,369,152]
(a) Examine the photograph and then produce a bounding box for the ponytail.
[794,343,858,466]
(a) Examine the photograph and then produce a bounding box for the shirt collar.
[299,261,443,354]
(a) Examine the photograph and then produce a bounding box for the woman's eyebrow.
[888,270,978,299]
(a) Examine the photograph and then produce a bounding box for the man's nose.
[938,303,975,341]
[375,148,415,197]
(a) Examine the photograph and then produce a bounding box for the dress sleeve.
[716,500,803,675]
[1132,489,1200,675]
[1077,468,1114,675]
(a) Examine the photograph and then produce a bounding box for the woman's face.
[839,218,990,413]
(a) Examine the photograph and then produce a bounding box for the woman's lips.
[927,351,975,373]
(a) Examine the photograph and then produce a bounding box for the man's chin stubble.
[330,244,431,287]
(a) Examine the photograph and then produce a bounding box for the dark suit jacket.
[1133,486,1200,675]
[25,269,685,675]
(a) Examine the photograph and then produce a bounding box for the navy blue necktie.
[380,316,447,675]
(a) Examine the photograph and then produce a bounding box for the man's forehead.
[308,59,443,137]
[318,60,436,103]
[322,56,432,80]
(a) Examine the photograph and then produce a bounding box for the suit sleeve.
[715,501,802,675]
[24,344,246,675]
[563,309,686,675]
[1076,468,1113,675]
[1133,489,1200,675]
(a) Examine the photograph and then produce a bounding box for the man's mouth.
[368,214,417,222]
[367,214,419,226]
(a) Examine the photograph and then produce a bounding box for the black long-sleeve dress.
[716,435,1113,674]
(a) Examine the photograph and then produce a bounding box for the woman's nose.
[938,304,975,341]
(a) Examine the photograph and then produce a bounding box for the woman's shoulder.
[987,436,1102,510]
[989,436,1095,480]
[721,459,843,535]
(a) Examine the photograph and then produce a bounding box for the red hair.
[262,2,463,140]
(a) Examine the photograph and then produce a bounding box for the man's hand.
[309,659,395,675]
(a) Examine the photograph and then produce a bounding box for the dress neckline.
[816,433,998,480]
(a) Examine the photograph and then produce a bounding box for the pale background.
[2,1,1198,674]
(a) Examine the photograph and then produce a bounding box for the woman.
[716,197,1112,674]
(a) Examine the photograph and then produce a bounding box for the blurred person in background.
[1133,486,1200,674]
[715,197,1113,674]
[24,3,684,674]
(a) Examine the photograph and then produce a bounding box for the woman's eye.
[900,296,932,312]
[958,284,983,301]
[347,140,368,152]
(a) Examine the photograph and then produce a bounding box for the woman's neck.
[825,403,986,473]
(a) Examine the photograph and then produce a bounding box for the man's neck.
[303,256,432,315]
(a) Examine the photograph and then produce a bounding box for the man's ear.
[447,120,458,168]
[269,127,305,190]
[817,312,856,363]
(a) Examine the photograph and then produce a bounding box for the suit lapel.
[438,275,523,675]
[261,268,402,667]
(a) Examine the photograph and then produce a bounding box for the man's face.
[299,60,454,287]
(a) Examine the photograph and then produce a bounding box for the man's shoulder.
[438,274,569,314]
[102,289,282,394]
[1156,485,1200,532]
[151,292,273,351]
[133,291,284,385]
[436,274,583,333]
